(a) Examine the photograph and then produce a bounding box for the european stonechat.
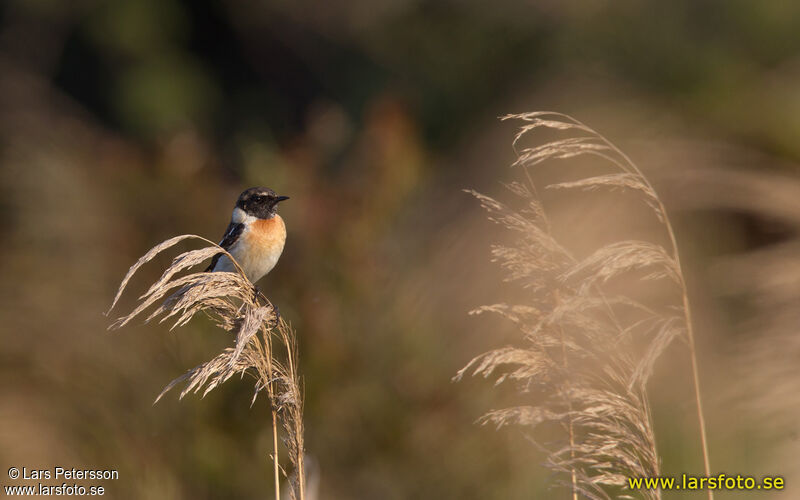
[206,187,289,284]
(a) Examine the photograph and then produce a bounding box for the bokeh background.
[2,1,800,498]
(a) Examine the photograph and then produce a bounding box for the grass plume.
[456,112,712,499]
[107,234,305,500]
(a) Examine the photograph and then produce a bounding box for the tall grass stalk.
[106,234,305,500]
[456,112,712,499]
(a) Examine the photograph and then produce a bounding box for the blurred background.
[1,1,800,498]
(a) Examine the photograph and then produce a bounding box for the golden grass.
[456,112,713,499]
[106,234,305,500]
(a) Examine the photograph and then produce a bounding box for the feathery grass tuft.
[107,234,305,500]
[456,112,712,500]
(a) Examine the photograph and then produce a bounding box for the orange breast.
[234,214,286,282]
[226,215,286,283]
[241,215,286,265]
[248,215,286,249]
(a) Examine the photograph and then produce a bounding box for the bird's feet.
[252,284,281,328]
[268,304,282,328]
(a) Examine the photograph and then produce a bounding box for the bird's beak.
[275,195,290,203]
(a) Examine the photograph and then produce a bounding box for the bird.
[206,187,289,284]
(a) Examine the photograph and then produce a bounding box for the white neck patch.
[232,207,257,224]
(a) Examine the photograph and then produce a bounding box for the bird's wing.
[205,222,245,272]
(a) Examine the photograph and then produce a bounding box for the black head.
[236,187,289,219]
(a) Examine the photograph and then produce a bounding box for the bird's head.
[235,187,289,219]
